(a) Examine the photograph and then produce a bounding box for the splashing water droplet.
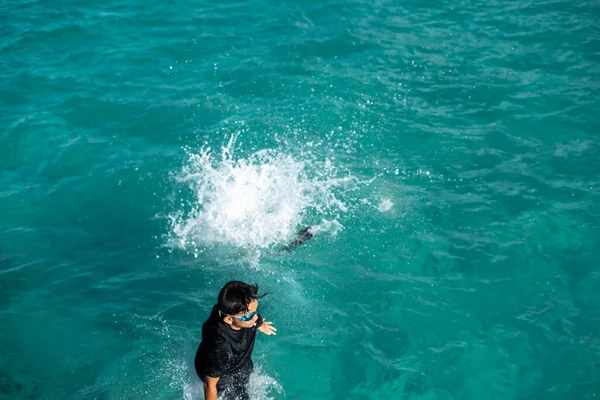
[167,134,358,255]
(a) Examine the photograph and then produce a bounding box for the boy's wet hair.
[218,281,268,315]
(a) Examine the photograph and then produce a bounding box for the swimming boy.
[194,281,277,400]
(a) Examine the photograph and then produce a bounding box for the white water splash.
[247,367,284,400]
[377,198,394,212]
[168,134,356,254]
[183,366,283,400]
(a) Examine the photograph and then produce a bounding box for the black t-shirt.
[194,305,263,379]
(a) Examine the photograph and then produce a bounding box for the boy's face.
[224,298,259,330]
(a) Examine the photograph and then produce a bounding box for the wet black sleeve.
[255,314,264,329]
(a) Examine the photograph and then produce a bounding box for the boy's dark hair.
[218,281,268,315]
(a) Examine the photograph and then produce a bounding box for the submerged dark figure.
[282,226,314,253]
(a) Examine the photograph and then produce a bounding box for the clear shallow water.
[1,0,599,399]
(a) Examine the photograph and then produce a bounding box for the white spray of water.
[168,134,356,254]
[377,198,394,212]
[183,366,283,400]
[246,367,284,400]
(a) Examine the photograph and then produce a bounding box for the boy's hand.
[258,320,277,336]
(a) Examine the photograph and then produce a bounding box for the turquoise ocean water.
[1,0,599,398]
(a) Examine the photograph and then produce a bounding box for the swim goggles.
[219,310,257,322]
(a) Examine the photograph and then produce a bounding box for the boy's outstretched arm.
[203,376,219,400]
